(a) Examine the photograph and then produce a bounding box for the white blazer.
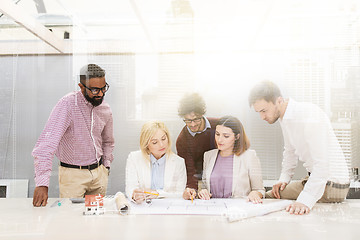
[202,149,265,198]
[125,150,187,198]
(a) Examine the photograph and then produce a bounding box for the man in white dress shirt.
[248,81,350,215]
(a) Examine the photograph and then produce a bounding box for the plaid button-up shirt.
[32,91,115,187]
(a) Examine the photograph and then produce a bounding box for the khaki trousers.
[265,177,349,203]
[59,164,109,198]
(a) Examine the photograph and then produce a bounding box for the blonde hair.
[139,121,172,159]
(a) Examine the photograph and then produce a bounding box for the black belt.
[60,158,102,170]
[326,181,350,189]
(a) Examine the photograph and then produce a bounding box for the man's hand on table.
[286,201,310,215]
[33,186,48,207]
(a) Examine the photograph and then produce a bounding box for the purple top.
[210,153,234,198]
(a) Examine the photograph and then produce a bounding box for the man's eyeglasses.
[81,82,109,95]
[183,117,202,124]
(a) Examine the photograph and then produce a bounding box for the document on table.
[129,198,292,218]
[226,199,293,222]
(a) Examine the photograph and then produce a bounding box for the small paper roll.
[115,192,129,215]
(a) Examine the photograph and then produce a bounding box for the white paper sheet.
[129,198,292,219]
[225,199,293,222]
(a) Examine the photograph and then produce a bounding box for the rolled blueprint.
[115,192,130,215]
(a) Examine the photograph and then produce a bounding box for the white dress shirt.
[279,98,350,209]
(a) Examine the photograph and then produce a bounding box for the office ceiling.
[0,0,359,54]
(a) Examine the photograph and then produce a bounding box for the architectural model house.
[84,194,105,215]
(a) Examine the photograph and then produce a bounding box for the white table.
[1,198,359,240]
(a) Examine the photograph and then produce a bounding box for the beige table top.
[1,198,359,240]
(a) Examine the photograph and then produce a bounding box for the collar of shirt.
[76,90,94,108]
[187,116,211,137]
[150,153,166,167]
[280,98,296,123]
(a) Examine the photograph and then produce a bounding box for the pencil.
[191,194,193,203]
[144,191,159,196]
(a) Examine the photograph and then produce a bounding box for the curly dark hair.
[178,93,206,117]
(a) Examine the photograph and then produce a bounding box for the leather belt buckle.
[60,158,103,170]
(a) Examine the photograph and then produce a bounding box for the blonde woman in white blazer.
[198,116,265,203]
[125,121,187,204]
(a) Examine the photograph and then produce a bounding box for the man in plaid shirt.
[32,64,115,207]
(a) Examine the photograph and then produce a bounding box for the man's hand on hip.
[271,182,287,199]
[33,186,48,207]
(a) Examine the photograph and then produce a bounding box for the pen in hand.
[185,188,196,202]
[143,191,159,196]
